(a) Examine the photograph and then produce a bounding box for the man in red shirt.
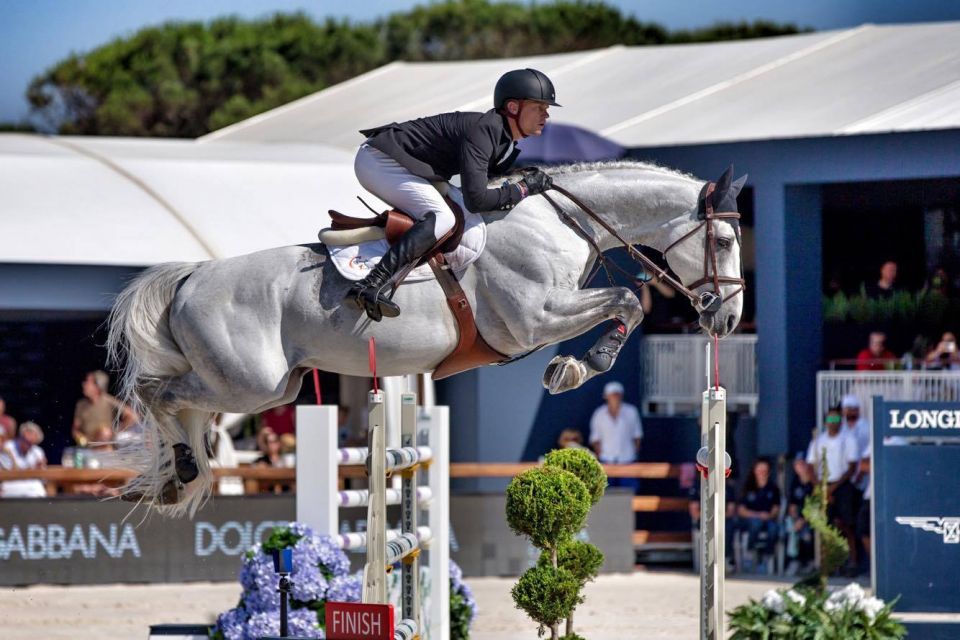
[856,332,897,370]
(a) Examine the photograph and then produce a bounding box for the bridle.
[542,180,745,315]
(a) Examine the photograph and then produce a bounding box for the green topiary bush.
[511,564,583,632]
[506,452,607,639]
[505,466,591,550]
[544,448,608,505]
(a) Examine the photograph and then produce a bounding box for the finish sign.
[326,601,395,640]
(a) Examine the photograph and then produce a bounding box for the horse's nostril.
[726,315,735,334]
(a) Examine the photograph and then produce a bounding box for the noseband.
[543,181,745,314]
[660,182,745,313]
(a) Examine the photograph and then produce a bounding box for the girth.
[328,199,509,380]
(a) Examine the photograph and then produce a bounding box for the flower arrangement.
[213,522,476,640]
[729,583,905,639]
[213,522,360,639]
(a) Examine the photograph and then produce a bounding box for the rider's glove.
[520,168,554,196]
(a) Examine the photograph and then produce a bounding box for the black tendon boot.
[346,212,441,321]
[584,321,628,373]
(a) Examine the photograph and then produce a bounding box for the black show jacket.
[360,109,523,212]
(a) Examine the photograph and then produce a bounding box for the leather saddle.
[325,198,507,380]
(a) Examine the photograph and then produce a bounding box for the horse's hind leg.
[531,287,644,394]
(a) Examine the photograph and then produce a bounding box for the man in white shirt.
[589,381,643,491]
[1,421,48,498]
[806,407,860,574]
[840,394,870,491]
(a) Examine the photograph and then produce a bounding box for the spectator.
[864,260,898,299]
[840,395,870,489]
[255,427,290,494]
[922,265,952,297]
[784,453,815,575]
[72,370,137,447]
[1,421,49,498]
[557,428,590,451]
[736,457,781,568]
[0,396,15,442]
[806,407,860,576]
[589,381,643,492]
[924,332,960,370]
[261,403,295,437]
[855,332,897,371]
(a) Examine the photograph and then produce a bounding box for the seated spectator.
[922,265,953,297]
[924,332,960,370]
[0,396,15,442]
[856,332,897,371]
[255,427,290,494]
[864,260,898,299]
[1,421,49,498]
[557,428,590,451]
[261,403,295,437]
[736,457,781,568]
[807,407,860,576]
[784,452,815,574]
[72,370,137,447]
[70,425,121,496]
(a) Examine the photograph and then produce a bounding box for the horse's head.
[661,166,747,338]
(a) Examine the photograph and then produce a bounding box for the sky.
[3,0,960,123]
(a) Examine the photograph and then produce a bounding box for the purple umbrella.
[517,122,625,164]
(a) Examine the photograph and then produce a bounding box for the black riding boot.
[346,212,441,321]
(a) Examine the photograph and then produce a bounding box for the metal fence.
[816,371,960,426]
[641,335,758,416]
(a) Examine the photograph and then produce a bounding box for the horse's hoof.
[543,356,587,394]
[173,443,199,484]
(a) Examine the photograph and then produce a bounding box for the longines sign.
[0,496,295,585]
[888,408,960,430]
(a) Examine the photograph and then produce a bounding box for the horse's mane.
[491,159,697,187]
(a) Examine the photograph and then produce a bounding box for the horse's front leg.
[533,287,644,394]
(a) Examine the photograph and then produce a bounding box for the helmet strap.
[503,100,529,139]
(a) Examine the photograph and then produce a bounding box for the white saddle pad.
[327,188,487,283]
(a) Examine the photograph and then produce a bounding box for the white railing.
[817,371,960,426]
[641,335,758,416]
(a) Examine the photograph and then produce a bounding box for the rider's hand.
[521,168,554,196]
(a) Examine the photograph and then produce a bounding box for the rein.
[542,182,745,313]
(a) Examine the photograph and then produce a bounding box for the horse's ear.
[729,174,748,198]
[715,165,733,194]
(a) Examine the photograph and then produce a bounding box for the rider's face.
[512,100,550,136]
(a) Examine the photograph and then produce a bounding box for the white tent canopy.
[202,22,960,149]
[0,134,383,266]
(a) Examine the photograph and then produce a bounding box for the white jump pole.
[698,341,727,640]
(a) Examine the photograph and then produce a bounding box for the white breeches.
[354,143,456,241]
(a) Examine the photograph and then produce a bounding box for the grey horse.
[107,160,746,515]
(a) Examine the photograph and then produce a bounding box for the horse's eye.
[717,237,732,250]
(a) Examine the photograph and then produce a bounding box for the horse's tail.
[106,262,201,516]
[107,262,197,407]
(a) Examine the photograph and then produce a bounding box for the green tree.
[26,1,809,137]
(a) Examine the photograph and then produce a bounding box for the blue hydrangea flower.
[327,574,363,603]
[288,607,324,638]
[215,606,247,640]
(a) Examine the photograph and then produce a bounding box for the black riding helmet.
[494,68,561,109]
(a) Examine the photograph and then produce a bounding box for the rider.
[347,68,560,321]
